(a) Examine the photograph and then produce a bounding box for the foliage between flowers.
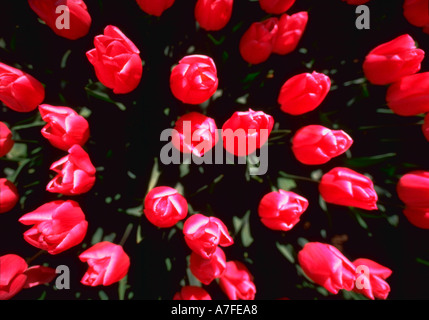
[1,0,429,300]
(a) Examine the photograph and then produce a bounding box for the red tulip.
[136,0,175,16]
[0,122,14,157]
[28,0,92,40]
[353,258,392,300]
[79,241,130,286]
[39,104,90,151]
[221,109,274,157]
[0,62,45,113]
[272,12,308,55]
[87,25,142,94]
[258,189,309,231]
[239,17,279,65]
[342,0,370,4]
[402,206,429,229]
[173,286,212,300]
[46,144,96,196]
[219,261,256,300]
[143,186,188,228]
[19,200,88,255]
[183,213,234,259]
[170,55,218,105]
[278,71,331,115]
[0,178,19,214]
[297,242,357,294]
[259,0,295,14]
[195,0,233,31]
[291,125,353,165]
[386,72,429,116]
[172,112,219,157]
[423,113,429,142]
[397,170,429,208]
[190,247,226,285]
[403,0,429,34]
[319,167,378,210]
[363,34,425,85]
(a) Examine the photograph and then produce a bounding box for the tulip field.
[1,0,429,303]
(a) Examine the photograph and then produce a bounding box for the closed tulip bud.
[353,258,392,300]
[292,125,353,165]
[278,71,331,115]
[0,178,19,214]
[239,17,279,65]
[0,122,14,158]
[363,34,425,85]
[21,265,57,289]
[19,200,88,255]
[183,213,234,259]
[87,25,142,94]
[195,0,233,31]
[386,72,429,116]
[341,0,370,4]
[173,286,212,300]
[297,242,357,294]
[258,189,309,232]
[39,104,90,151]
[46,144,96,196]
[272,12,308,55]
[144,186,188,228]
[79,241,130,286]
[170,55,218,105]
[219,261,256,300]
[259,0,295,14]
[402,206,429,229]
[222,109,274,157]
[28,0,92,40]
[403,0,429,34]
[397,171,429,208]
[136,0,175,16]
[319,167,378,210]
[190,247,226,285]
[422,114,429,142]
[0,62,45,113]
[172,112,219,157]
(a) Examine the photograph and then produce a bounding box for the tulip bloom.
[222,109,274,157]
[297,242,357,294]
[0,178,19,214]
[170,55,218,105]
[28,0,92,40]
[239,17,279,65]
[272,12,308,55]
[172,112,219,157]
[319,167,378,210]
[278,71,331,115]
[353,258,392,300]
[190,247,227,285]
[258,189,308,231]
[0,254,56,300]
[259,0,295,14]
[292,125,353,165]
[402,207,429,229]
[397,171,429,208]
[422,114,429,142]
[173,286,212,300]
[46,144,96,196]
[219,261,256,300]
[0,62,45,113]
[19,200,88,255]
[403,0,429,34]
[0,122,14,157]
[363,34,425,85]
[143,186,188,228]
[136,0,175,16]
[39,104,90,151]
[183,213,234,259]
[386,72,429,116]
[79,241,130,286]
[195,0,233,31]
[87,25,142,94]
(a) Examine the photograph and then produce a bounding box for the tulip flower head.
[0,122,14,158]
[195,0,233,31]
[219,261,256,300]
[353,258,392,300]
[136,0,175,16]
[0,178,19,214]
[272,11,308,55]
[259,0,296,14]
[403,0,429,34]
[173,286,212,300]
[190,247,227,285]
[397,170,429,208]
